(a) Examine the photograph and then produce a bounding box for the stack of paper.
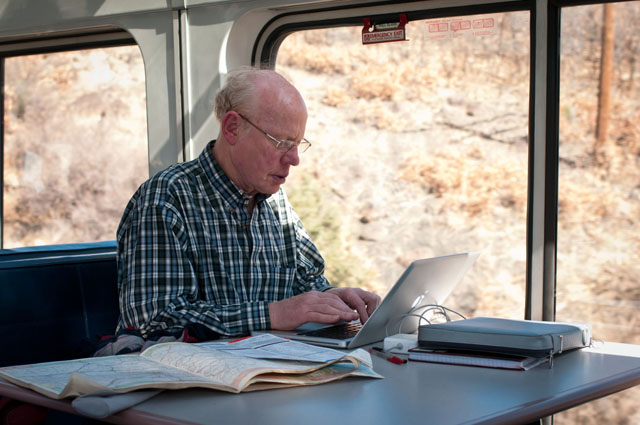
[408,347,548,370]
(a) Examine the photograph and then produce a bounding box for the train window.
[2,45,148,248]
[557,1,639,346]
[276,11,530,320]
[555,2,640,423]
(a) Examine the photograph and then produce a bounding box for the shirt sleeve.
[116,190,271,339]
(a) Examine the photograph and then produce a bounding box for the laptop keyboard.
[299,321,362,340]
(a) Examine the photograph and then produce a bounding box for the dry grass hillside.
[2,5,638,424]
[3,46,148,247]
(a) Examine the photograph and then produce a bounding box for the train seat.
[0,241,119,367]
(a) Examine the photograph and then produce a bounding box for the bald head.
[214,68,306,123]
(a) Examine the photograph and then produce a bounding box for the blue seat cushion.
[0,241,119,367]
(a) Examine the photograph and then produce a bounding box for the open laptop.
[255,252,479,349]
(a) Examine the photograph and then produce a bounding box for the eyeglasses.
[237,112,311,153]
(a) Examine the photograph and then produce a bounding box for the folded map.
[0,335,382,399]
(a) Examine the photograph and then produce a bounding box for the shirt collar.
[199,140,269,208]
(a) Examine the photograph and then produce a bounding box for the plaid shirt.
[116,140,331,338]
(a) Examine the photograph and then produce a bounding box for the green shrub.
[286,176,375,289]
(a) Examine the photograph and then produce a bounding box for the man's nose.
[282,146,300,166]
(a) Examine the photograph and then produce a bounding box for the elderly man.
[115,68,380,341]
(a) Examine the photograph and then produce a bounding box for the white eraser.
[383,333,418,354]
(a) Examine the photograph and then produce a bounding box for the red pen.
[369,347,407,365]
[228,336,251,343]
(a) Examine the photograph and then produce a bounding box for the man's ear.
[220,111,241,145]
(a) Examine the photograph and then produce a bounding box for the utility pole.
[595,3,615,165]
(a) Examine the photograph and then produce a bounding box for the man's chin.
[260,183,282,195]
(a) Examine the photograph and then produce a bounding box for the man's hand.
[268,291,359,331]
[268,287,382,331]
[324,287,381,324]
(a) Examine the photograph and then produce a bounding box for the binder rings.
[417,317,592,358]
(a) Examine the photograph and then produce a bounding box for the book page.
[0,340,381,399]
[198,333,351,363]
[0,354,219,399]
[140,342,378,392]
[245,360,383,391]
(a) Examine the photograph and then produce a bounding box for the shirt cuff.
[247,300,272,332]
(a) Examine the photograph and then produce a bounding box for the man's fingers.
[344,292,369,323]
[325,287,381,324]
[306,291,357,314]
[364,293,381,316]
[305,296,355,316]
[268,291,360,330]
[304,311,342,324]
[268,288,381,331]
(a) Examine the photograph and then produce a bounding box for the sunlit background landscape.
[2,3,639,423]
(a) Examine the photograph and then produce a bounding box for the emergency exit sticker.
[362,28,406,44]
[362,14,408,45]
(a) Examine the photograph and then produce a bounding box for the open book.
[0,335,382,399]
